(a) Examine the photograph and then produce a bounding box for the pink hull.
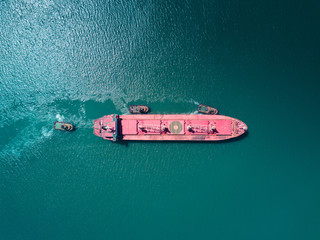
[94,114,247,141]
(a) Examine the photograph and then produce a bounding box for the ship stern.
[93,114,119,141]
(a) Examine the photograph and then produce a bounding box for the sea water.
[1,0,320,239]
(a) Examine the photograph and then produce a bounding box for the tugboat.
[129,105,149,114]
[198,104,219,115]
[54,122,75,132]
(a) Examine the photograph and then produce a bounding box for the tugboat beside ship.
[129,105,149,114]
[197,104,219,115]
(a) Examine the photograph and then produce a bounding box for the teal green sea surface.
[1,0,320,239]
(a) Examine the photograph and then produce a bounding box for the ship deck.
[94,114,247,141]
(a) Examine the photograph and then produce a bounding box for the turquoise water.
[1,0,320,239]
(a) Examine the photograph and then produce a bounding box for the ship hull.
[94,114,247,142]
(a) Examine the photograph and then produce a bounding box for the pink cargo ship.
[93,114,247,142]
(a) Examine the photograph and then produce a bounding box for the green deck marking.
[169,121,183,134]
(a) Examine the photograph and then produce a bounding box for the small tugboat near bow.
[54,122,75,132]
[198,104,219,115]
